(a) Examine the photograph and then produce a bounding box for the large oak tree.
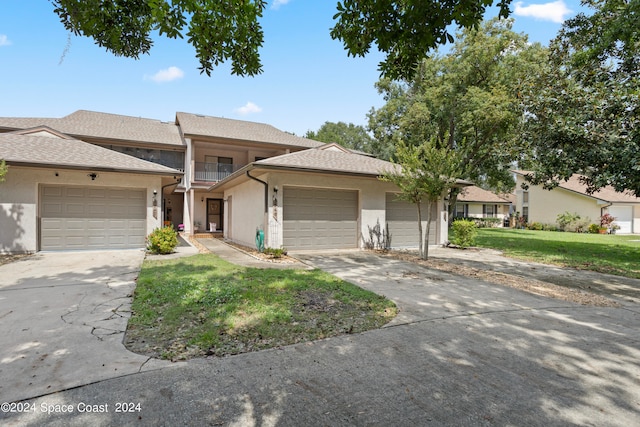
[520,0,640,195]
[368,19,546,203]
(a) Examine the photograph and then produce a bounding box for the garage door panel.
[283,187,358,250]
[386,193,437,248]
[41,186,147,250]
[609,206,633,234]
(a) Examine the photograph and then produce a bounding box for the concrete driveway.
[2,249,640,426]
[0,250,172,403]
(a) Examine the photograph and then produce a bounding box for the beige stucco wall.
[0,166,163,253]
[223,170,449,250]
[223,177,266,248]
[515,175,603,225]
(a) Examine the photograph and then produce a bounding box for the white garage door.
[40,185,147,250]
[386,193,437,248]
[283,187,358,250]
[609,206,633,234]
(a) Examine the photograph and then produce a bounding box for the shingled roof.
[513,170,639,203]
[0,131,181,175]
[0,110,183,147]
[176,112,323,149]
[458,186,511,203]
[254,143,399,176]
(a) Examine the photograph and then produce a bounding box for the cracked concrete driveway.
[0,250,172,403]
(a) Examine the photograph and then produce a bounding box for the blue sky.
[0,1,587,136]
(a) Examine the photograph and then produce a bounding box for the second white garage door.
[40,185,147,251]
[283,187,358,250]
[608,206,633,234]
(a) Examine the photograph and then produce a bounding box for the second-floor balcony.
[194,162,243,182]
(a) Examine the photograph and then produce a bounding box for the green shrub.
[263,247,287,259]
[527,222,544,231]
[588,223,601,234]
[452,219,477,248]
[147,226,179,254]
[556,211,591,233]
[454,217,502,228]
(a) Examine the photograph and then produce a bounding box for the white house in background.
[513,170,640,234]
[0,110,469,253]
[453,185,512,226]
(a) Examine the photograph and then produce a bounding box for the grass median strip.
[474,228,640,279]
[125,254,397,360]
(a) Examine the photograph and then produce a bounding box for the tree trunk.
[423,200,432,260]
[416,201,423,258]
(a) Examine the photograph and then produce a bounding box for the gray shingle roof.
[176,112,323,149]
[255,145,399,176]
[458,186,511,203]
[513,170,639,203]
[0,110,183,147]
[0,132,181,175]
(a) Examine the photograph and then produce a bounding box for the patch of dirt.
[0,253,32,266]
[382,250,621,307]
[217,239,300,264]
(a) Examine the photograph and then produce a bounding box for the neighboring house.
[0,110,465,253]
[513,170,640,234]
[453,185,512,226]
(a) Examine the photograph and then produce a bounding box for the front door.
[207,199,223,232]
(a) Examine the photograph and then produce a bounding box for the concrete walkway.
[3,248,639,426]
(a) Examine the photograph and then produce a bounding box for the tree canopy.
[305,122,374,153]
[520,0,640,195]
[369,19,544,194]
[51,0,513,78]
[331,0,512,79]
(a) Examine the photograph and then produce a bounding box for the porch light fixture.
[152,190,158,207]
[88,173,98,181]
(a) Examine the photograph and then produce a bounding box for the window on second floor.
[100,144,185,170]
[523,191,529,204]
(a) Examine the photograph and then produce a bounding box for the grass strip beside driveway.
[125,254,397,360]
[474,228,640,279]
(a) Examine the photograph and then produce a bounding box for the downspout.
[161,180,181,224]
[246,169,268,213]
[246,169,268,250]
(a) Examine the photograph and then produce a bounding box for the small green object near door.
[256,229,265,252]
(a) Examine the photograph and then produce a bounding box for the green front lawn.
[125,254,397,360]
[473,228,640,279]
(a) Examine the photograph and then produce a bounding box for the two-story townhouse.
[0,110,467,253]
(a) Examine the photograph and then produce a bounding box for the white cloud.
[514,1,573,23]
[146,66,184,83]
[234,102,263,115]
[271,0,291,10]
[0,34,11,46]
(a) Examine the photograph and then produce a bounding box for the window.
[522,207,529,222]
[454,203,468,218]
[482,204,496,218]
[523,191,529,204]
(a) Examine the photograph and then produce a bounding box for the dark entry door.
[207,199,223,231]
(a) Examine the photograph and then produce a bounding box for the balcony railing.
[194,162,243,182]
